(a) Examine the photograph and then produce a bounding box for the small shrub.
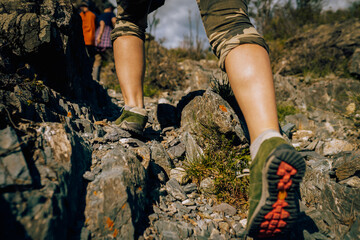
[277,103,298,123]
[185,120,251,210]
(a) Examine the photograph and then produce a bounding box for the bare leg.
[113,35,145,108]
[225,44,279,143]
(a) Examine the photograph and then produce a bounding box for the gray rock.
[213,203,237,216]
[339,176,360,188]
[200,177,215,195]
[1,123,92,240]
[148,213,159,223]
[333,151,360,181]
[104,127,132,141]
[183,183,198,194]
[0,126,32,187]
[167,143,186,160]
[83,171,95,181]
[182,199,195,206]
[174,201,191,214]
[166,178,187,201]
[151,141,175,176]
[344,217,360,240]
[349,48,360,77]
[161,231,181,240]
[170,167,189,185]
[180,89,247,163]
[282,123,296,137]
[84,145,148,240]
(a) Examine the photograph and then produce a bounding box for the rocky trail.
[1,0,360,240]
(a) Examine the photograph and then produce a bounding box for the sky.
[109,0,357,48]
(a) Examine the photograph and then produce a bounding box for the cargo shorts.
[111,0,269,71]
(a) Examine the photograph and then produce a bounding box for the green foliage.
[277,103,298,123]
[185,121,251,209]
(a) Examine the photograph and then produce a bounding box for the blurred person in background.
[79,1,96,67]
[93,2,116,81]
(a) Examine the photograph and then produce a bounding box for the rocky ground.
[1,0,360,240]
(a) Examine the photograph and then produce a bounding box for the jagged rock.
[339,176,360,188]
[183,183,198,194]
[349,48,360,77]
[167,142,186,160]
[150,141,174,176]
[84,145,148,240]
[0,126,32,187]
[180,89,246,163]
[344,217,360,240]
[0,0,117,125]
[170,167,189,185]
[103,126,132,142]
[166,178,187,201]
[213,203,237,216]
[180,131,204,164]
[333,151,360,181]
[0,122,92,240]
[181,89,246,144]
[321,139,355,156]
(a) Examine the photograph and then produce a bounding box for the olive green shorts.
[111,0,269,70]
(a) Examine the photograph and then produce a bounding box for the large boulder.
[84,145,148,240]
[0,0,117,122]
[0,123,92,240]
[180,89,247,162]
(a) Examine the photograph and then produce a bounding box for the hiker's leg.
[113,36,145,108]
[111,0,149,108]
[196,0,278,143]
[225,44,279,143]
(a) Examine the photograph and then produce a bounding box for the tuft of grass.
[185,120,251,210]
[277,103,298,123]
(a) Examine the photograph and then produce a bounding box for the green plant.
[277,103,298,122]
[185,120,251,210]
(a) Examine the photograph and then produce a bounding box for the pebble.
[182,199,195,206]
[212,203,237,216]
[166,178,188,201]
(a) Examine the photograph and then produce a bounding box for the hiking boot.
[246,137,306,239]
[114,106,148,135]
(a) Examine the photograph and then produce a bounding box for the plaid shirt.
[95,25,112,49]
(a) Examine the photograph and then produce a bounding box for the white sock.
[124,105,147,116]
[250,130,283,160]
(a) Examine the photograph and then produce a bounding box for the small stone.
[212,203,237,216]
[167,143,186,159]
[200,177,215,195]
[148,213,159,223]
[174,201,191,214]
[160,231,181,240]
[282,123,295,137]
[182,199,195,206]
[240,219,247,228]
[339,176,360,188]
[82,171,95,181]
[183,183,198,194]
[170,167,189,185]
[232,223,244,237]
[218,222,230,234]
[166,178,187,201]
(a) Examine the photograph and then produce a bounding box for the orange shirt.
[80,11,96,46]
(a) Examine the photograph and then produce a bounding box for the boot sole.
[247,144,306,239]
